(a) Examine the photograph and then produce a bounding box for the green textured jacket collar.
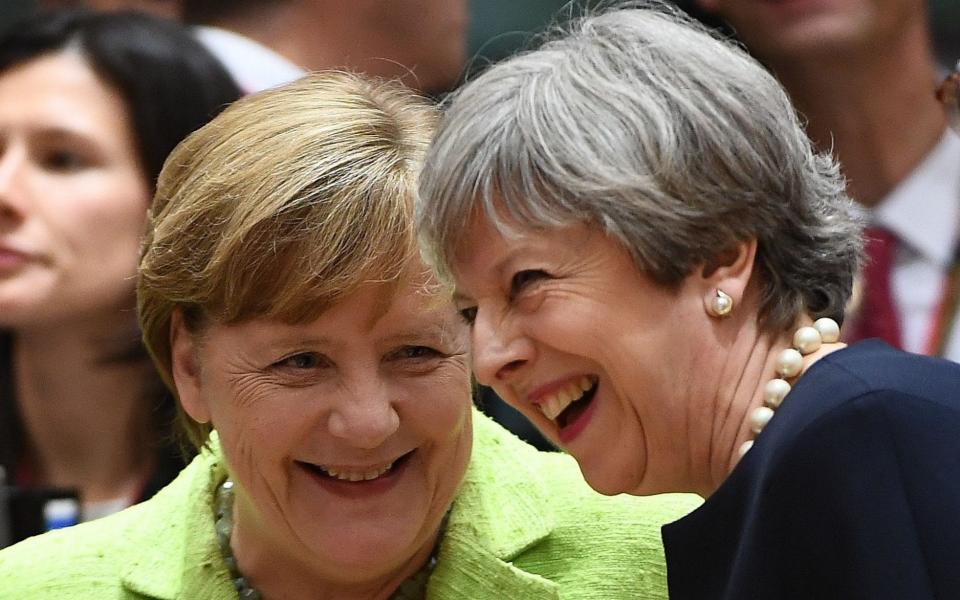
[120,412,562,599]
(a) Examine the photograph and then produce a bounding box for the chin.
[579,463,634,497]
[318,516,429,561]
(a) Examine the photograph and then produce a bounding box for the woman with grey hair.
[417,3,960,598]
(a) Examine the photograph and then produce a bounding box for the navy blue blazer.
[662,340,960,599]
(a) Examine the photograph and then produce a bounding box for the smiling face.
[697,0,927,60]
[0,52,149,329]
[452,217,712,496]
[171,275,472,586]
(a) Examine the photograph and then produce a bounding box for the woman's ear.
[699,239,758,317]
[170,309,211,424]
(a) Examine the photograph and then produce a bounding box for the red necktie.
[847,227,903,348]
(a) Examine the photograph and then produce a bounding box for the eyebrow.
[452,241,543,303]
[452,290,473,304]
[258,334,342,354]
[0,123,97,143]
[379,321,452,346]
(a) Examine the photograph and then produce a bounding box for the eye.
[273,352,326,370]
[390,345,444,361]
[509,269,550,298]
[42,149,88,172]
[457,306,478,325]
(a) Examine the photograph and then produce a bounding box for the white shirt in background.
[193,26,305,94]
[872,129,960,360]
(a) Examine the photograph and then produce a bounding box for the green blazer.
[0,411,698,599]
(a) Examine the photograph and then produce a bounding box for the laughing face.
[452,218,709,496]
[170,275,472,586]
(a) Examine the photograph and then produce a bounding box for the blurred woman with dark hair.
[0,10,240,537]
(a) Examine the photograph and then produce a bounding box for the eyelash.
[390,345,445,361]
[509,269,550,300]
[42,149,88,172]
[457,269,551,326]
[273,346,445,370]
[273,352,325,370]
[458,307,478,325]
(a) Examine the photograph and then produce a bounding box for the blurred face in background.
[360,0,469,94]
[0,52,150,329]
[38,0,181,20]
[696,0,928,61]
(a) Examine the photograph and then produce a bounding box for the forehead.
[211,275,460,348]
[451,214,598,292]
[0,52,129,135]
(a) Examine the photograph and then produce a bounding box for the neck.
[219,2,346,73]
[222,2,420,85]
[691,314,844,498]
[765,23,946,207]
[231,497,440,600]
[691,317,785,497]
[13,314,156,503]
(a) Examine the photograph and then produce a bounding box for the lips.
[0,246,30,272]
[530,376,598,421]
[525,375,601,444]
[298,450,414,484]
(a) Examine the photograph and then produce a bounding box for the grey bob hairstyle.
[416,2,863,332]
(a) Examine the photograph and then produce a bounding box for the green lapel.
[119,415,562,599]
[120,439,234,599]
[427,412,561,599]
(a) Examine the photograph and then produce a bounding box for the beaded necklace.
[214,479,447,600]
[737,317,841,459]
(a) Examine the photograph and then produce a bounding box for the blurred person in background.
[0,72,697,599]
[182,0,469,95]
[33,0,468,96]
[695,0,960,360]
[0,10,240,541]
[37,0,180,19]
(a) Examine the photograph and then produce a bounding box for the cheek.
[401,367,472,443]
[413,373,473,497]
[55,172,148,264]
[212,379,319,466]
[533,298,622,358]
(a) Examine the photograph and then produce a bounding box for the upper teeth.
[320,462,393,482]
[538,376,595,421]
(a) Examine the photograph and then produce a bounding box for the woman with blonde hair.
[0,72,697,599]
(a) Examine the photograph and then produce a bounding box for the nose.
[0,145,28,224]
[471,308,533,388]
[327,377,400,449]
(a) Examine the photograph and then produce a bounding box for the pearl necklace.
[214,479,447,600]
[737,317,841,458]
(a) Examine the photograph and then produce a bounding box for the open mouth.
[557,380,598,429]
[298,450,414,484]
[537,375,599,430]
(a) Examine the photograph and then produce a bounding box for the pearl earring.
[708,289,734,317]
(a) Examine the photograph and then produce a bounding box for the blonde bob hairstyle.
[138,72,439,450]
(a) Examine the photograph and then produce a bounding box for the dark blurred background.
[474,0,960,67]
[2,0,958,66]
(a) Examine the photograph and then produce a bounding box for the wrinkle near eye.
[227,371,288,408]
